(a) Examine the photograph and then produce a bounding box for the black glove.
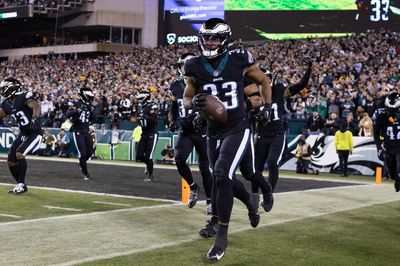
[192,113,205,132]
[377,147,385,161]
[168,121,178,132]
[303,56,313,66]
[255,103,272,123]
[191,93,207,109]
[29,117,40,132]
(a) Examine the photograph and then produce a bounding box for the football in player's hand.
[200,95,227,124]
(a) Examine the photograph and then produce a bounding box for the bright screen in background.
[161,0,400,45]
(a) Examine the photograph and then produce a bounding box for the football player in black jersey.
[0,78,42,194]
[67,87,95,180]
[373,92,400,192]
[168,53,213,212]
[255,59,312,193]
[183,18,272,261]
[135,90,159,182]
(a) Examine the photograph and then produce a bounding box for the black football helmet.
[78,87,95,105]
[136,90,150,105]
[177,53,195,77]
[198,18,231,59]
[0,78,22,100]
[385,92,400,113]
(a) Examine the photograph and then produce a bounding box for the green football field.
[225,0,357,10]
[1,178,399,265]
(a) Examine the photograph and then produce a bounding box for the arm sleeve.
[288,64,312,96]
[169,100,179,122]
[372,111,383,148]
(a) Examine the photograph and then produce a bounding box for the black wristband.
[244,98,253,111]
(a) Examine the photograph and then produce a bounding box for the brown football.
[200,95,227,124]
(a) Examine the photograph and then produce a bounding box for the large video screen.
[160,0,400,45]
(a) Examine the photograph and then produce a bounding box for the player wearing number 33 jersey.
[183,18,272,262]
[67,87,95,180]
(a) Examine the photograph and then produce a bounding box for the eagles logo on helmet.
[176,53,196,77]
[136,90,150,105]
[198,18,232,59]
[0,78,22,100]
[78,87,95,105]
[385,92,400,113]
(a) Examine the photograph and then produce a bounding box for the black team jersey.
[67,101,93,134]
[170,78,202,133]
[1,92,42,135]
[137,102,158,135]
[185,48,254,139]
[373,107,400,152]
[257,83,286,137]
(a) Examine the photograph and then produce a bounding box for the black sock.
[79,157,88,175]
[176,159,194,185]
[17,158,27,184]
[215,224,228,250]
[190,182,198,190]
[8,164,19,182]
[147,160,154,175]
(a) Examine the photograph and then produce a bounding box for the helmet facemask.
[0,78,22,101]
[78,88,95,105]
[198,18,231,59]
[385,92,400,114]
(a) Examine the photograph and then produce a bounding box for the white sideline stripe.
[93,201,131,207]
[42,205,82,212]
[0,214,22,218]
[0,202,181,226]
[0,159,7,162]
[56,188,399,266]
[0,182,178,203]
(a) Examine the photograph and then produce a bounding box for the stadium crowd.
[0,30,399,137]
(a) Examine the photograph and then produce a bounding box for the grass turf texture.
[81,201,400,266]
[225,0,356,11]
[0,186,169,222]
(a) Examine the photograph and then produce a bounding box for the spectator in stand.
[342,112,358,136]
[293,97,306,119]
[305,95,317,117]
[323,112,340,136]
[341,92,355,119]
[306,109,325,135]
[327,90,341,117]
[358,111,373,137]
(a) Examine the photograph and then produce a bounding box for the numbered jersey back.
[1,92,41,135]
[70,101,93,133]
[374,108,400,152]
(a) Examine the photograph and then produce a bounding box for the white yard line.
[0,213,22,218]
[0,182,178,203]
[42,205,82,212]
[93,201,131,207]
[0,202,181,226]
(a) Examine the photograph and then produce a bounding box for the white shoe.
[8,183,27,194]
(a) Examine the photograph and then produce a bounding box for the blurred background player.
[0,78,42,194]
[183,18,271,261]
[373,91,400,192]
[135,90,159,182]
[255,58,312,192]
[168,53,213,213]
[67,87,95,180]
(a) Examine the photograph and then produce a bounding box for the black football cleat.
[261,192,274,213]
[248,193,260,228]
[188,186,199,208]
[395,180,400,192]
[207,245,225,261]
[144,174,154,182]
[199,219,218,238]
